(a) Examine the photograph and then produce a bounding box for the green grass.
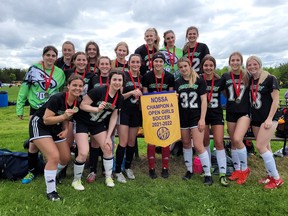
[0,87,288,215]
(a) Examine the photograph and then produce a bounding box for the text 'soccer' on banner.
[141,91,181,147]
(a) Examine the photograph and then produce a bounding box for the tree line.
[0,63,287,87]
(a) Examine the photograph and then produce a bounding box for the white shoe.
[124,169,135,180]
[72,179,85,191]
[114,172,127,183]
[105,177,115,187]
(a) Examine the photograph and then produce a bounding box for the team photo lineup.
[15,26,283,201]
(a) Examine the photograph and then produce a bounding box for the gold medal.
[235,98,241,104]
[44,92,50,98]
[208,103,212,108]
[73,107,79,113]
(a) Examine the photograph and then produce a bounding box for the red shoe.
[236,168,250,185]
[228,170,241,181]
[86,172,96,183]
[264,177,284,189]
[258,176,272,184]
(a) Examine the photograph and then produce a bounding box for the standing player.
[183,26,210,74]
[142,52,174,179]
[247,56,284,189]
[111,41,129,73]
[175,57,212,185]
[55,41,75,72]
[85,41,101,74]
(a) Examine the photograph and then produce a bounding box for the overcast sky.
[0,0,287,69]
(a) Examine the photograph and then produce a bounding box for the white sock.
[216,149,227,175]
[231,149,240,170]
[205,146,211,165]
[237,147,248,171]
[73,162,85,181]
[261,151,279,179]
[56,164,66,176]
[44,169,57,193]
[183,148,193,173]
[103,157,114,178]
[198,151,211,176]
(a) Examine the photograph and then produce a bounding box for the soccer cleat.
[182,171,193,180]
[114,172,127,183]
[204,175,213,186]
[236,168,251,185]
[86,172,96,184]
[228,170,241,181]
[161,168,169,179]
[258,176,272,184]
[220,176,229,187]
[149,169,157,179]
[72,179,85,191]
[264,177,284,189]
[21,172,35,184]
[124,169,135,180]
[105,177,115,187]
[47,191,61,201]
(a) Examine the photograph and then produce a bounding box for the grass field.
[0,86,288,216]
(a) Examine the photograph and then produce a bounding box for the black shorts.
[30,107,38,116]
[75,122,107,136]
[226,112,250,123]
[29,116,65,143]
[205,111,224,126]
[180,115,199,129]
[119,109,142,127]
[251,119,278,127]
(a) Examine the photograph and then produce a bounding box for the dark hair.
[72,51,87,63]
[43,45,58,56]
[109,69,125,86]
[67,74,85,85]
[128,53,142,63]
[201,55,216,69]
[85,41,100,61]
[163,30,175,47]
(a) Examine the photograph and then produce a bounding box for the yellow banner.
[141,92,181,147]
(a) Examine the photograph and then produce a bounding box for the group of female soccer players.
[16,26,283,201]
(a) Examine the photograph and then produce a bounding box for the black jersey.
[175,76,207,120]
[91,75,109,89]
[65,69,95,95]
[220,72,250,114]
[135,44,158,76]
[122,71,142,110]
[142,71,174,93]
[87,63,98,75]
[55,57,73,72]
[250,75,279,123]
[75,86,123,126]
[183,43,210,74]
[113,60,129,73]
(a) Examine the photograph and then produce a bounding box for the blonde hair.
[228,51,249,87]
[183,26,199,53]
[246,55,270,84]
[145,28,160,51]
[111,41,129,69]
[177,57,199,87]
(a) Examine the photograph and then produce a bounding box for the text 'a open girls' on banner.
[141,91,181,147]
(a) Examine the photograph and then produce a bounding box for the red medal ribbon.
[203,74,214,103]
[166,46,175,69]
[74,69,86,80]
[251,79,259,104]
[104,86,119,108]
[65,92,77,110]
[42,63,55,91]
[187,42,198,66]
[128,70,140,90]
[116,59,126,72]
[230,71,242,98]
[154,70,164,92]
[100,76,109,86]
[89,63,97,74]
[146,44,154,71]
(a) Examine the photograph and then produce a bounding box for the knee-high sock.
[89,147,99,173]
[44,169,57,193]
[56,164,66,176]
[261,151,279,179]
[199,151,211,176]
[115,145,125,173]
[162,146,170,169]
[73,160,85,181]
[237,147,248,171]
[28,152,39,175]
[231,149,240,170]
[216,149,227,175]
[147,145,155,169]
[103,157,114,178]
[125,145,135,169]
[205,146,211,165]
[183,148,193,173]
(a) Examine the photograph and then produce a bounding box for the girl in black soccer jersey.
[221,52,251,185]
[55,41,75,71]
[29,74,84,201]
[183,26,210,74]
[142,52,174,179]
[114,54,143,183]
[91,56,112,89]
[135,28,160,76]
[111,41,129,73]
[247,56,283,189]
[73,70,124,189]
[175,57,212,185]
[85,41,101,74]
[201,55,228,186]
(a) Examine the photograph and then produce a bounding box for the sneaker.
[105,177,115,187]
[72,179,85,191]
[228,170,241,181]
[161,168,169,178]
[182,171,193,180]
[149,169,157,179]
[236,168,251,185]
[220,176,229,187]
[114,172,127,183]
[47,191,61,201]
[204,175,213,186]
[21,172,35,184]
[124,169,135,180]
[86,172,96,183]
[258,176,272,184]
[264,177,284,189]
